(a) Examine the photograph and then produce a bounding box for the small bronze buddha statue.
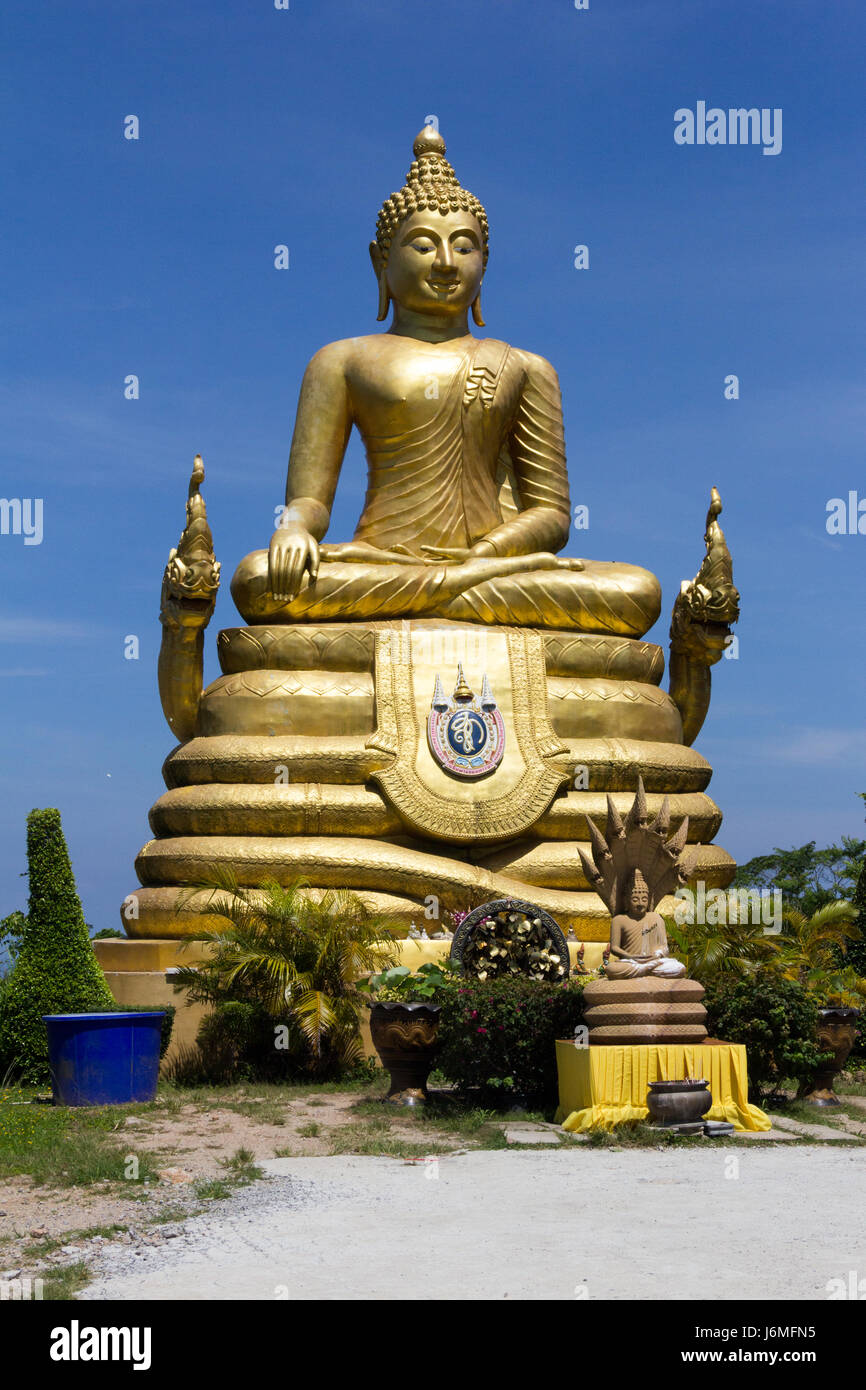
[579,781,708,1042]
[606,869,687,980]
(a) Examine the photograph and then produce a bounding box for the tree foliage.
[846,795,866,978]
[734,837,865,917]
[0,810,114,1083]
[435,975,588,1106]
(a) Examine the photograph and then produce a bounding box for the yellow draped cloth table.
[555,1040,770,1133]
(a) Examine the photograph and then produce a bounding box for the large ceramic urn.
[368,1001,442,1106]
[803,1007,861,1106]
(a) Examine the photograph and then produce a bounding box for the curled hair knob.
[413,127,447,158]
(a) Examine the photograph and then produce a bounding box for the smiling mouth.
[427,278,459,295]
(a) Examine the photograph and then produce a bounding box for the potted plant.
[361,963,451,1106]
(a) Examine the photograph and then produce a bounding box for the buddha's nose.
[433,242,456,273]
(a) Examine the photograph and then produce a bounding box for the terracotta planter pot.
[369,1001,441,1106]
[646,1079,712,1127]
[803,1007,861,1107]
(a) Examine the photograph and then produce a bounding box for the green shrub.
[194,1001,277,1083]
[842,806,866,1059]
[0,810,115,1083]
[1,911,26,976]
[704,976,828,1100]
[435,975,587,1107]
[163,1002,376,1088]
[172,875,397,1080]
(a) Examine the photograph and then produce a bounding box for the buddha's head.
[625,869,651,919]
[370,127,489,326]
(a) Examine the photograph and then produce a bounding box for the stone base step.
[584,1002,707,1028]
[588,1024,709,1044]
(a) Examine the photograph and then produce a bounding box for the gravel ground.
[79,1145,866,1301]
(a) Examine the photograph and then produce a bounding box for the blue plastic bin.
[42,1012,165,1106]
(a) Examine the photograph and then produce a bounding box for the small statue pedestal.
[582,977,708,1044]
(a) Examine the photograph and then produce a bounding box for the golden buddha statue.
[121,126,740,952]
[231,126,655,635]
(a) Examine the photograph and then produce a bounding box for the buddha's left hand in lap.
[418,543,584,572]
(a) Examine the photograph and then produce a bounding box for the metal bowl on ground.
[646,1078,712,1127]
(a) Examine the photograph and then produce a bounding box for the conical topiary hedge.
[0,808,114,1083]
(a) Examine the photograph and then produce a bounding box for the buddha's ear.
[471,290,485,328]
[369,242,391,322]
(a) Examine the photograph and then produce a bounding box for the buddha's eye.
[410,240,435,254]
[453,241,475,255]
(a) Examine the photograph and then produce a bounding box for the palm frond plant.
[664,916,782,985]
[801,967,866,1010]
[774,902,866,1102]
[172,871,398,1078]
[776,901,866,1005]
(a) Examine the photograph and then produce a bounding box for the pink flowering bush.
[435,975,587,1106]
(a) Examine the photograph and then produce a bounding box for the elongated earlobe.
[471,292,485,327]
[376,274,391,322]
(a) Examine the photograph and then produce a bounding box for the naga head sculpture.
[578,777,698,917]
[671,487,741,659]
[161,455,221,628]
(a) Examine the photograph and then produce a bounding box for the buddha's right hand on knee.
[268,522,320,602]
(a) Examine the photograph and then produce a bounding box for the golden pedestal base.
[124,621,735,940]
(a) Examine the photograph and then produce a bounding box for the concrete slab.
[729,1127,799,1141]
[79,1147,866,1302]
[765,1113,860,1142]
[504,1128,561,1145]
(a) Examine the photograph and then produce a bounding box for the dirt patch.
[0,1086,486,1282]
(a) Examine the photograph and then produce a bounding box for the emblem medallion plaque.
[427,665,505,778]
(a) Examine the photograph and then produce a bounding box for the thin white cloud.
[0,617,95,643]
[764,727,866,766]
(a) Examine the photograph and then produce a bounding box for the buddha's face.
[380,210,484,320]
[627,880,649,917]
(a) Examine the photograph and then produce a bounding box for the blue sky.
[1,0,864,933]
